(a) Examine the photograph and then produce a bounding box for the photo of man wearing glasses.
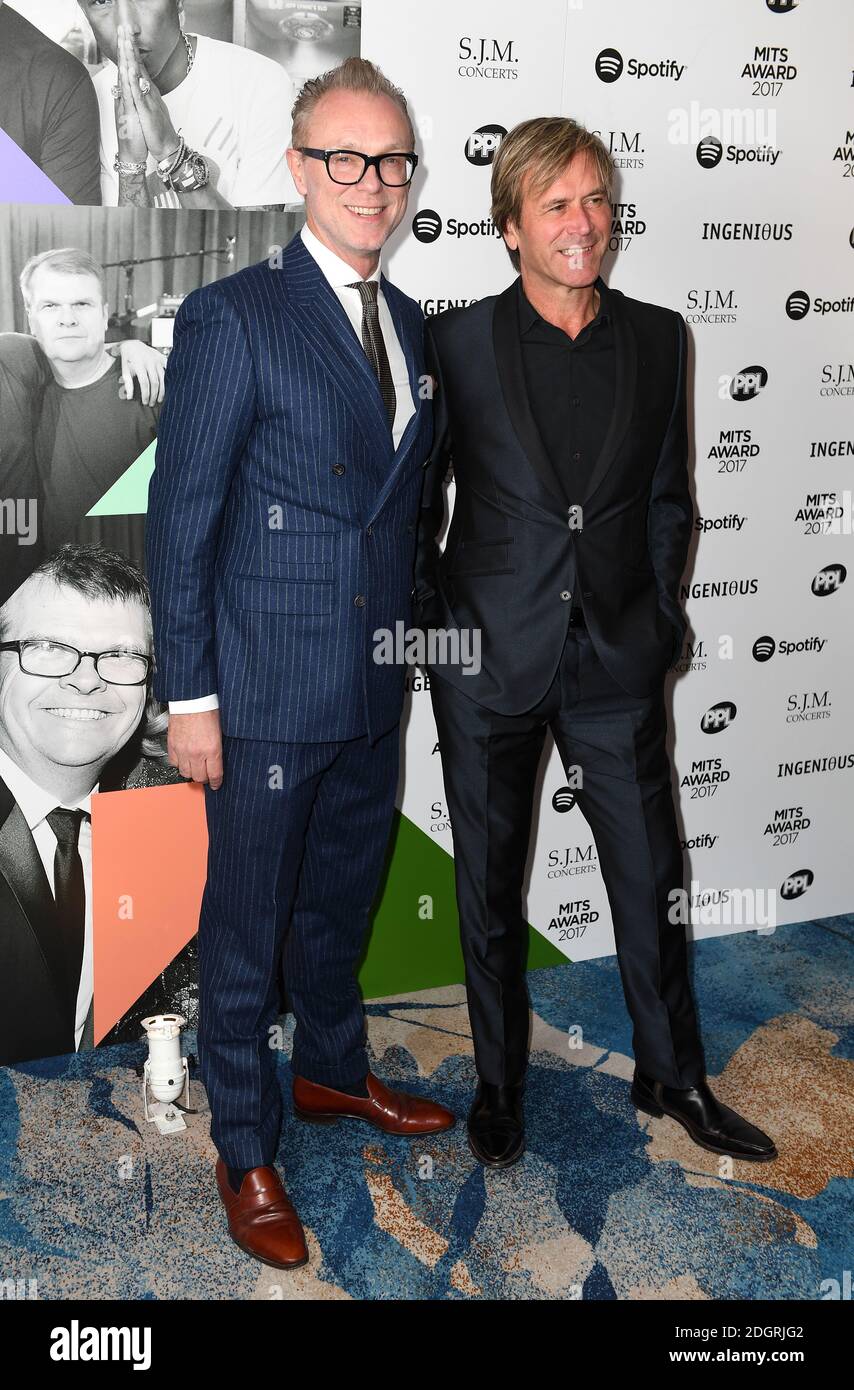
[0,544,170,1065]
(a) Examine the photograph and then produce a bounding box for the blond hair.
[491,118,614,271]
[291,56,415,151]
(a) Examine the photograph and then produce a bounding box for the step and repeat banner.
[365,0,854,953]
[0,0,851,1065]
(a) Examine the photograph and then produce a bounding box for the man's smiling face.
[503,149,612,297]
[287,89,414,274]
[0,577,150,785]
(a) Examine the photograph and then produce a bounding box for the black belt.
[568,607,586,628]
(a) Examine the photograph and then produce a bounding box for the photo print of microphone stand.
[103,234,238,347]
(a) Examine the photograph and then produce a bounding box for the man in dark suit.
[0,543,171,1065]
[146,57,454,1272]
[414,117,776,1169]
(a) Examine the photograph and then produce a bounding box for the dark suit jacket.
[146,231,433,744]
[0,746,182,1066]
[413,276,692,712]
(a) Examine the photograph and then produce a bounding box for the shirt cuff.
[168,694,219,714]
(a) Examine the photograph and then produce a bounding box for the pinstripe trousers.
[197,727,399,1168]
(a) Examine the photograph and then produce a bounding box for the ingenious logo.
[702,222,792,242]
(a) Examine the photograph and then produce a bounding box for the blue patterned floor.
[1,916,852,1300]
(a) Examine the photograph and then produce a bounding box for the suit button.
[332,464,345,476]
[354,594,366,607]
[366,524,373,536]
[571,451,581,462]
[560,590,572,602]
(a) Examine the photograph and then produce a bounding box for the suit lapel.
[365,272,428,523]
[274,234,429,517]
[492,275,638,512]
[275,233,397,467]
[493,279,568,509]
[581,288,637,505]
[0,776,72,1022]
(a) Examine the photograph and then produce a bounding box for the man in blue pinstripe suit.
[145,58,454,1271]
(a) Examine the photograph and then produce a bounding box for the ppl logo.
[697,137,723,168]
[730,365,768,401]
[412,209,442,243]
[811,563,846,595]
[464,125,506,166]
[786,289,810,319]
[701,701,737,733]
[780,869,813,900]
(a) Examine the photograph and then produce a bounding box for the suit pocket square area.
[232,575,333,615]
[446,536,515,577]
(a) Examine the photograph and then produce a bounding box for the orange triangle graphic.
[91,782,208,1042]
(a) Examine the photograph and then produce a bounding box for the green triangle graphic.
[358,809,567,999]
[86,439,157,517]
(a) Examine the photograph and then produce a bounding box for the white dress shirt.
[168,222,416,716]
[0,746,95,1050]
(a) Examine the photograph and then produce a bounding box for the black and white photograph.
[0,0,360,208]
[0,541,185,1067]
[0,200,305,601]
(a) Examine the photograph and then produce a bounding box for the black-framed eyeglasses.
[297,147,418,187]
[0,639,151,686]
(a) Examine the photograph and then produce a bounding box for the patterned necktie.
[347,279,397,433]
[45,807,89,1014]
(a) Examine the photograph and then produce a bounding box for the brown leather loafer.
[215,1159,309,1270]
[293,1071,456,1136]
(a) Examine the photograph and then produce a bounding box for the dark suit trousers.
[430,625,706,1091]
[198,727,398,1168]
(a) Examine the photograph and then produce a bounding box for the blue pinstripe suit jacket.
[145,231,433,744]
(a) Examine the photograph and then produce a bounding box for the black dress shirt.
[517,274,615,505]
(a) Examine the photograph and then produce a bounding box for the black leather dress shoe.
[631,1069,777,1162]
[467,1081,525,1167]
